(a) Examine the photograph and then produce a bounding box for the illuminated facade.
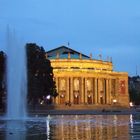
[46,46,129,107]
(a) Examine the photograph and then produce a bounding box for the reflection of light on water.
[113,115,118,137]
[130,114,134,135]
[130,114,133,129]
[74,115,78,140]
[46,115,50,140]
[61,115,64,140]
[87,117,91,138]
[113,115,117,125]
[75,115,78,119]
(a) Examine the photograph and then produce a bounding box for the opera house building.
[46,46,129,108]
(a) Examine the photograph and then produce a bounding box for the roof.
[46,46,90,59]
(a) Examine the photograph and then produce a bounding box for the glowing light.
[40,100,44,105]
[113,99,117,103]
[130,102,133,107]
[88,95,91,97]
[46,95,51,100]
[75,94,78,98]
[61,94,64,98]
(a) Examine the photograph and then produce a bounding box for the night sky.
[0,0,140,76]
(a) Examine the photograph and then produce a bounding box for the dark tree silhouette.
[129,76,140,105]
[26,43,57,105]
[0,51,5,109]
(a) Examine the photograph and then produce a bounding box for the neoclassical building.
[46,46,129,107]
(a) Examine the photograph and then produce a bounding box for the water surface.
[0,114,140,140]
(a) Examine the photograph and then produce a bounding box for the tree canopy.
[0,51,5,109]
[0,51,5,92]
[26,43,57,101]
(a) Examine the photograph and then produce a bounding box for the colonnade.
[54,77,118,105]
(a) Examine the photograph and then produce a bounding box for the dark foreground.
[28,104,140,116]
[0,104,140,116]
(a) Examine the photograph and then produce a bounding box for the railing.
[53,68,112,73]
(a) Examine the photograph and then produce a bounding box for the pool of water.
[0,114,140,140]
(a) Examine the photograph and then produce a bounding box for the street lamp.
[129,102,133,107]
[113,99,117,104]
[46,95,51,100]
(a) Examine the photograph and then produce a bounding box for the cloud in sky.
[0,0,140,76]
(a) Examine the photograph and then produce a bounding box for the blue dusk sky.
[0,0,140,76]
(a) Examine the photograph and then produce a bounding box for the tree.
[0,51,5,109]
[129,76,140,105]
[26,43,57,104]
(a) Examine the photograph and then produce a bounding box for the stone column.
[102,78,104,104]
[78,78,81,104]
[70,77,73,103]
[104,79,107,104]
[97,78,101,104]
[81,77,85,104]
[66,77,70,102]
[105,79,109,104]
[55,77,59,104]
[94,78,98,104]
[91,78,94,104]
[93,78,96,104]
[108,79,112,104]
[85,78,87,103]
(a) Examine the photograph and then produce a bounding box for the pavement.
[27,108,140,116]
[0,104,140,116]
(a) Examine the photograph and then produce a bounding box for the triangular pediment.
[46,46,90,59]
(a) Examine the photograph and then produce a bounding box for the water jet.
[6,28,27,120]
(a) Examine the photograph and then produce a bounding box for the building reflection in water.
[48,115,130,140]
[0,115,132,140]
[129,114,140,139]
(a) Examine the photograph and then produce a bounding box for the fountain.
[6,28,27,120]
[0,28,51,140]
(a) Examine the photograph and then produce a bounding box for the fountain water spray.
[6,28,27,120]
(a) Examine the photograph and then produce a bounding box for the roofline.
[46,46,90,58]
